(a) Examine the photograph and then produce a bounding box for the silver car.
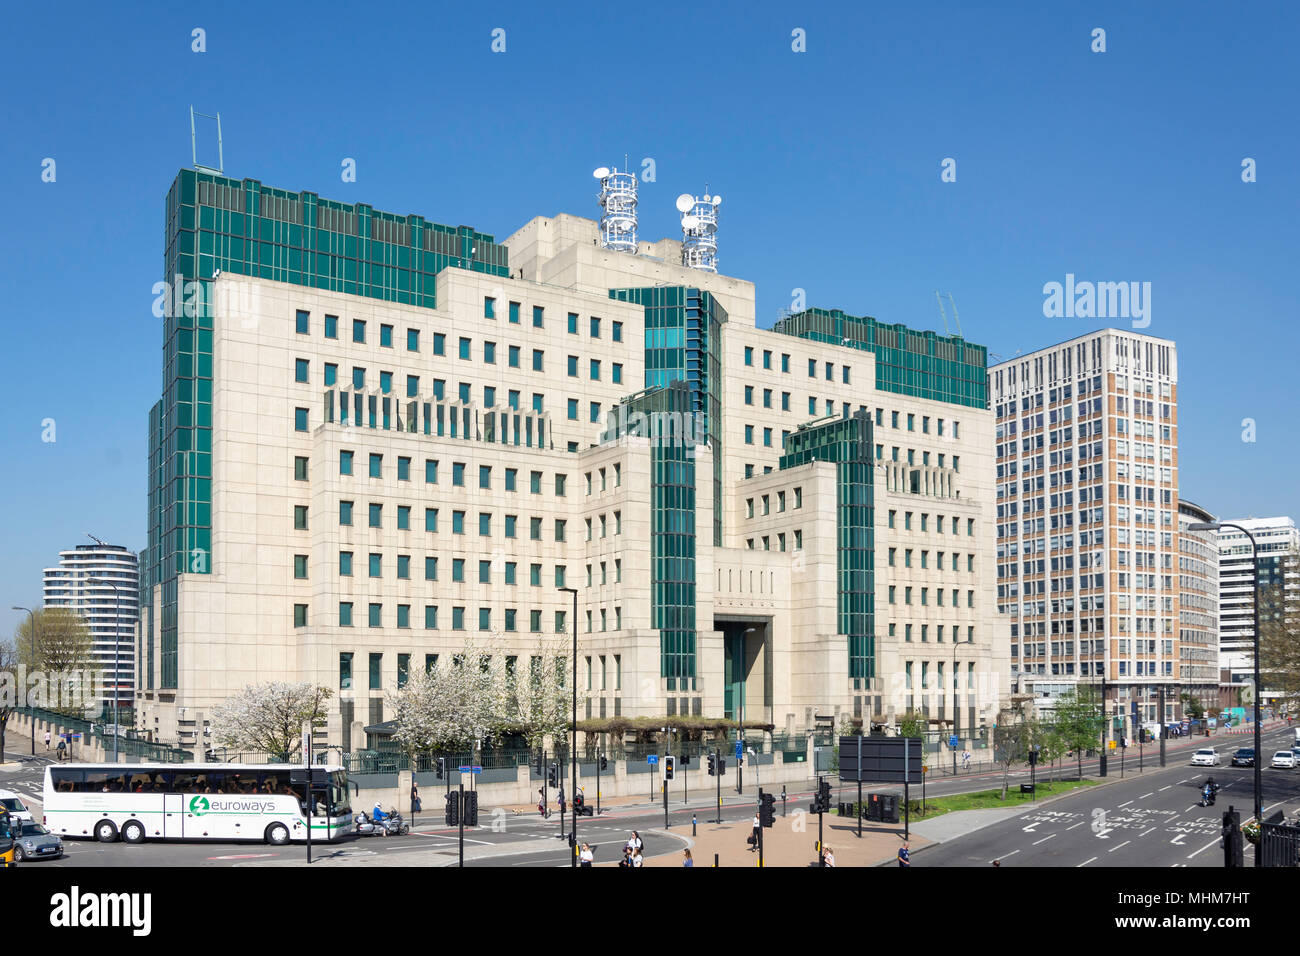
[13,822,63,862]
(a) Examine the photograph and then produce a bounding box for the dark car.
[1231,748,1256,767]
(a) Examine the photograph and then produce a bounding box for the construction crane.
[934,291,963,338]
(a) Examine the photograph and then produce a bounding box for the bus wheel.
[121,821,146,844]
[265,823,290,846]
[95,820,119,843]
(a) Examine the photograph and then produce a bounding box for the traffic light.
[815,778,832,814]
[718,756,726,776]
[759,792,776,828]
[436,757,446,779]
[463,791,479,827]
[681,753,691,767]
[444,792,459,827]
[533,753,543,776]
[548,763,559,788]
[665,756,676,781]
[707,753,716,776]
[599,755,608,772]
[1028,748,1038,767]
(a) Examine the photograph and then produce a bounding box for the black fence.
[1259,820,1300,867]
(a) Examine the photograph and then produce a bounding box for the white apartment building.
[42,543,140,712]
[991,329,1182,725]
[1215,516,1299,687]
[137,169,1010,753]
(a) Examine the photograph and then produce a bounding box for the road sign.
[735,741,743,759]
[647,755,658,765]
[838,735,924,784]
[949,735,959,748]
[458,766,483,774]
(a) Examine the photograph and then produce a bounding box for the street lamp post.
[951,637,971,776]
[559,586,578,867]
[11,607,37,755]
[1188,520,1263,863]
[89,576,121,764]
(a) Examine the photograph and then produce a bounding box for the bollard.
[692,814,697,836]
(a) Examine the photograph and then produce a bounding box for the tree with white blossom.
[390,633,513,756]
[209,681,333,761]
[507,637,571,755]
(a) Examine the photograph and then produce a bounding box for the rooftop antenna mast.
[190,106,224,175]
[677,188,721,273]
[593,162,638,253]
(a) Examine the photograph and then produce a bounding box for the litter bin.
[1020,783,1035,794]
[868,792,901,823]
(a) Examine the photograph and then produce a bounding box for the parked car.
[1270,751,1296,769]
[12,822,63,862]
[0,790,34,825]
[1191,748,1221,767]
[1231,748,1256,767]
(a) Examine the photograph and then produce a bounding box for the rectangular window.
[505,468,517,491]
[567,312,578,334]
[453,511,465,534]
[339,653,353,688]
[452,558,465,582]
[612,321,622,342]
[339,450,353,475]
[590,359,601,381]
[368,604,382,629]
[294,505,308,530]
[294,358,309,383]
[339,603,353,627]
[425,459,438,484]
[479,608,491,631]
[407,328,419,352]
[397,506,410,530]
[353,319,366,344]
[508,345,520,368]
[325,314,338,338]
[397,555,410,579]
[479,513,492,536]
[612,363,623,384]
[294,408,308,432]
[744,347,754,366]
[425,605,439,629]
[530,563,541,587]
[533,349,544,372]
[479,560,491,583]
[369,453,382,478]
[484,341,496,365]
[484,296,496,319]
[533,306,544,328]
[369,503,382,528]
[424,556,438,580]
[433,333,446,355]
[406,375,419,398]
[555,519,566,542]
[339,500,353,525]
[567,398,578,420]
[296,309,309,334]
[453,607,465,630]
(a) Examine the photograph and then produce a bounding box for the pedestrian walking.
[961,750,971,771]
[56,739,66,761]
[631,847,644,867]
[44,731,51,750]
[579,843,594,867]
[558,786,566,817]
[538,788,548,818]
[411,782,421,815]
[625,830,643,856]
[822,845,836,868]
[682,849,693,868]
[750,811,760,851]
[618,846,631,867]
[897,840,910,868]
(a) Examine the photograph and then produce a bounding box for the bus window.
[81,771,110,793]
[170,771,197,793]
[50,769,83,792]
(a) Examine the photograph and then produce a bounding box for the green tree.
[0,640,18,759]
[1257,546,1300,717]
[897,711,929,767]
[13,608,101,717]
[993,699,1040,799]
[1051,687,1103,780]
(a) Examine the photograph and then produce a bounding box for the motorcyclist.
[372,802,389,826]
[1202,777,1218,806]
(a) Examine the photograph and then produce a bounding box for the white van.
[0,790,34,825]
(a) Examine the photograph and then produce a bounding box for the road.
[916,724,1300,867]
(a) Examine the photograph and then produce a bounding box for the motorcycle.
[375,808,410,836]
[354,813,381,837]
[1199,784,1220,808]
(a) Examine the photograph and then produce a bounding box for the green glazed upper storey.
[772,307,988,409]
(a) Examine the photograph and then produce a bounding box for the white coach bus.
[43,763,353,845]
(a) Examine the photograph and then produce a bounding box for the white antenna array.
[593,164,638,252]
[677,190,721,273]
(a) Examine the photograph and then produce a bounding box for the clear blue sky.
[2,0,1297,639]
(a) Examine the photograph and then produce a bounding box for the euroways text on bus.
[43,763,352,845]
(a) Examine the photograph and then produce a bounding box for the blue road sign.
[457,765,484,773]
[949,735,959,748]
[647,755,658,765]
[735,741,743,759]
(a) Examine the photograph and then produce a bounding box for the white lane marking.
[1077,856,1098,867]
[989,849,1020,864]
[1139,827,1156,837]
[1066,821,1086,831]
[1187,805,1200,812]
[1187,837,1220,859]
[1170,834,1187,846]
[1159,786,1172,791]
[1118,800,1132,807]
[1032,834,1056,846]
[1108,840,1131,853]
[1140,793,1153,799]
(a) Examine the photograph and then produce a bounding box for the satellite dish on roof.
[675,193,695,213]
[711,194,722,206]
[682,215,699,230]
[593,167,610,179]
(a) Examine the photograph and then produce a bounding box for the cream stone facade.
[139,199,1009,753]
